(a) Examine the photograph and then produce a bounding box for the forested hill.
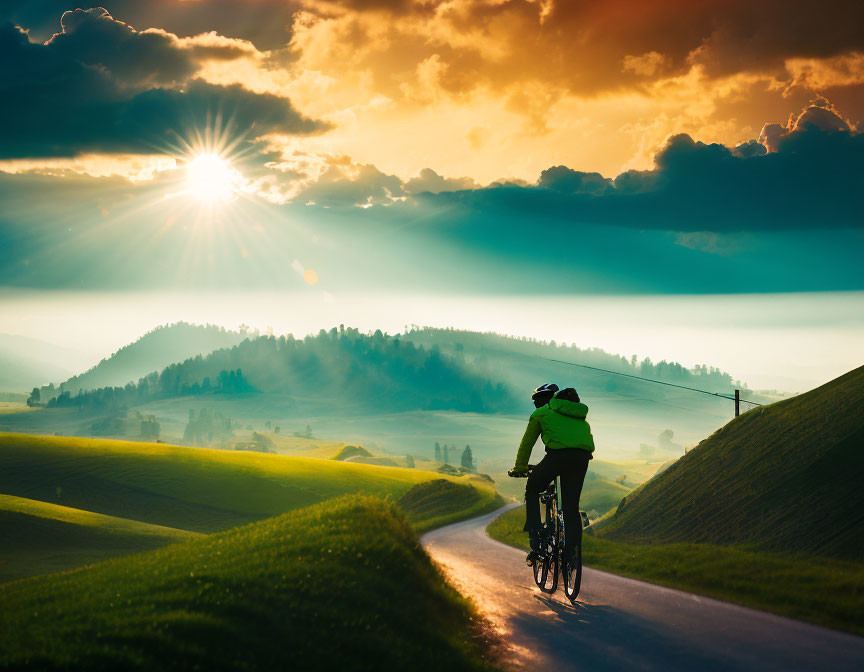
[50,323,246,396]
[45,327,514,414]
[402,327,751,402]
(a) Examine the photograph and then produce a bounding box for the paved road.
[421,504,864,672]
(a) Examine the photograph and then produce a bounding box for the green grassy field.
[0,433,498,534]
[488,506,864,635]
[0,494,199,583]
[0,496,499,671]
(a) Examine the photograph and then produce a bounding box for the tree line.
[35,326,515,414]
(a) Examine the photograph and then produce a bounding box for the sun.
[185,153,239,204]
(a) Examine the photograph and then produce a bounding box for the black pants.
[524,448,590,555]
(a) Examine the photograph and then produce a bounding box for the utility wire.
[604,392,730,420]
[530,354,763,407]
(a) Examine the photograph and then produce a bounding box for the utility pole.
[734,389,740,417]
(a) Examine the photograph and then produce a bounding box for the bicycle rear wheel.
[537,506,559,594]
[563,541,582,603]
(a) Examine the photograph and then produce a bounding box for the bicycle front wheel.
[532,553,548,589]
[538,513,560,594]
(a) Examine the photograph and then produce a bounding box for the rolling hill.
[0,494,198,583]
[0,433,500,534]
[0,496,497,672]
[0,433,501,581]
[596,364,864,559]
[51,322,246,396]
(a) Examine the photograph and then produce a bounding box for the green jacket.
[514,398,595,470]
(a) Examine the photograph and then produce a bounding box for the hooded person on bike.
[510,383,595,560]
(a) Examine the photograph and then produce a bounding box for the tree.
[434,442,442,462]
[26,387,40,407]
[461,445,475,471]
[443,444,449,464]
[405,454,415,468]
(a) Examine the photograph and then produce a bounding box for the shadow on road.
[516,593,736,672]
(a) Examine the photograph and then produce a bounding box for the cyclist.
[510,383,595,561]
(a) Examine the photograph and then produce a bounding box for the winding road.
[421,504,864,672]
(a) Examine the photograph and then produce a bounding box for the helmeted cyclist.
[510,383,595,561]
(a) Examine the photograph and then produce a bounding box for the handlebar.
[507,465,535,478]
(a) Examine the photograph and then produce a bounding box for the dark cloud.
[411,104,864,232]
[537,167,613,196]
[688,1,864,78]
[1,1,299,51]
[45,7,196,86]
[0,17,325,158]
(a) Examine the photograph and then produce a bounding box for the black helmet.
[531,383,559,402]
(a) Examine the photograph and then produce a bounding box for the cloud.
[292,156,405,206]
[537,167,613,196]
[0,14,325,158]
[44,7,198,86]
[759,102,855,152]
[1,1,299,51]
[288,0,864,98]
[409,102,864,231]
[403,168,476,194]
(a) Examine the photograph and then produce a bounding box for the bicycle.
[508,465,584,603]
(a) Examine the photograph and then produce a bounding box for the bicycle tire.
[532,552,548,588]
[538,502,559,594]
[563,541,582,603]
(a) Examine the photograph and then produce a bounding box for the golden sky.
[2,0,863,189]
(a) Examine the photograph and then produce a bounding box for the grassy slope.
[256,433,350,459]
[597,365,864,559]
[332,444,373,460]
[487,506,864,635]
[0,497,497,672]
[0,433,487,533]
[399,479,504,533]
[0,495,198,583]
